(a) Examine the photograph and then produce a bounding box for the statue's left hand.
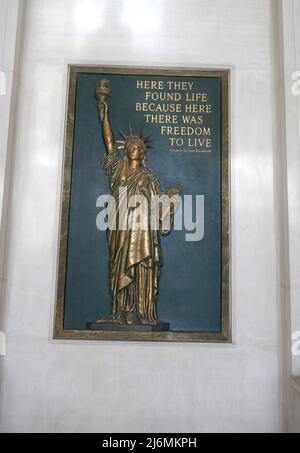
[167,187,182,197]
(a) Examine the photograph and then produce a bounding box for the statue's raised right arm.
[96,79,115,154]
[96,81,124,191]
[98,101,115,154]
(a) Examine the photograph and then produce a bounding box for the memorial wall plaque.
[55,66,230,342]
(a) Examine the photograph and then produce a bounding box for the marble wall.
[280,0,300,432]
[0,0,289,432]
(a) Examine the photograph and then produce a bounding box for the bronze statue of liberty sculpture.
[90,80,181,332]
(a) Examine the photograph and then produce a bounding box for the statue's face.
[127,143,142,161]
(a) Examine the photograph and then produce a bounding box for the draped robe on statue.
[103,149,169,324]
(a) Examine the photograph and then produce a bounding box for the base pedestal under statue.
[87,322,170,332]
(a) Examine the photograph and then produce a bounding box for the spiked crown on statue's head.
[116,124,152,153]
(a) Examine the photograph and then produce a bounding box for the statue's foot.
[96,314,124,325]
[126,313,140,325]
